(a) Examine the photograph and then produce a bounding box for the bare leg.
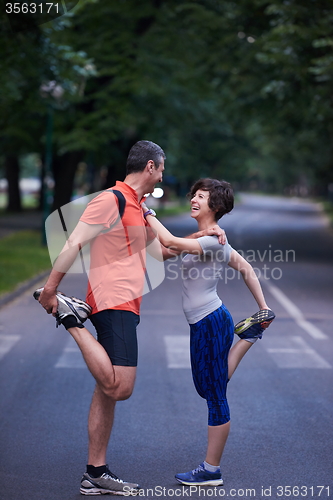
[68,326,136,399]
[205,422,230,466]
[228,339,254,381]
[87,365,137,465]
[88,384,116,466]
[67,326,137,466]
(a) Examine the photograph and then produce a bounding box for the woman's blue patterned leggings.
[190,304,234,426]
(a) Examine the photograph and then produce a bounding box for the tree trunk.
[52,151,83,211]
[102,138,138,189]
[5,154,22,212]
[103,161,127,190]
[37,155,45,211]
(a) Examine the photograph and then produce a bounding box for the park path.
[0,193,332,500]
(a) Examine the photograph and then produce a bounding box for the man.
[36,140,224,495]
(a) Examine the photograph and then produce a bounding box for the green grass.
[315,198,333,227]
[0,194,6,208]
[322,200,333,226]
[0,230,51,296]
[0,193,39,209]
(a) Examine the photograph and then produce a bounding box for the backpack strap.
[110,189,126,219]
[102,188,126,232]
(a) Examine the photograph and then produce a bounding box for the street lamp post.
[40,81,63,244]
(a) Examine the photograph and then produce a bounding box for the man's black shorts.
[89,310,140,367]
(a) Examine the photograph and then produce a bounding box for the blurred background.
[1,4,333,497]
[1,0,333,295]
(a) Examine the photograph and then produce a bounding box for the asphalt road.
[0,194,332,500]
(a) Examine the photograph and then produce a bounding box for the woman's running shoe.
[33,287,92,328]
[234,309,275,340]
[175,463,223,486]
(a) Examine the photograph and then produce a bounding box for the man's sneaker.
[80,467,141,496]
[175,463,223,486]
[234,309,275,340]
[33,287,92,328]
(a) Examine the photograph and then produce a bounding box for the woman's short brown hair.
[188,178,234,221]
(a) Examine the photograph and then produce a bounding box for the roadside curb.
[0,269,50,309]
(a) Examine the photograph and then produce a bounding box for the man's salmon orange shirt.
[80,181,153,316]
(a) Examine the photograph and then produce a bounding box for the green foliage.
[1,0,333,200]
[0,230,50,295]
[0,12,94,156]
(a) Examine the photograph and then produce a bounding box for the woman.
[142,178,275,486]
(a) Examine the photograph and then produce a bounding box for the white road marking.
[262,281,328,340]
[55,337,85,368]
[163,334,331,370]
[54,324,330,372]
[264,336,331,369]
[0,334,21,360]
[143,310,184,315]
[164,335,191,368]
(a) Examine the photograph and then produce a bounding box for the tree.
[0,9,95,212]
[46,0,252,188]
[2,0,332,207]
[200,0,333,194]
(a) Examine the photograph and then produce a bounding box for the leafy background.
[1,0,333,212]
